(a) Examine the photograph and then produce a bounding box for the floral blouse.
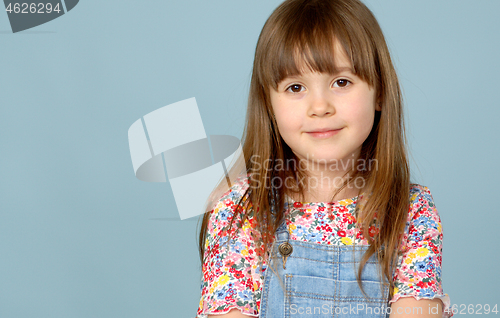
[196,176,452,317]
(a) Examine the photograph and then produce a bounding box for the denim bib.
[259,221,392,318]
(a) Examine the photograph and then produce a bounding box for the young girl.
[196,0,451,317]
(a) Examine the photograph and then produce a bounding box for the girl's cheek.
[347,96,376,117]
[280,112,301,130]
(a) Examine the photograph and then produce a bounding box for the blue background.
[1,1,499,317]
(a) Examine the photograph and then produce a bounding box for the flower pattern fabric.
[196,176,452,317]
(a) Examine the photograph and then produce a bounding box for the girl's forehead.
[283,41,355,78]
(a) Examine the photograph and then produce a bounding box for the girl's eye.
[333,79,351,88]
[286,84,305,93]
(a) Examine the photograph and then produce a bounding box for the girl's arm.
[390,297,443,318]
[390,185,452,317]
[208,309,250,318]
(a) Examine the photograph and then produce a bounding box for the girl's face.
[269,41,380,168]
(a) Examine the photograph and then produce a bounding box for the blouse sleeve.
[196,177,264,318]
[390,185,452,317]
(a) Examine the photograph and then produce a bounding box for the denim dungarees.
[259,221,393,318]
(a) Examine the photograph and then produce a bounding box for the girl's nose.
[307,92,335,117]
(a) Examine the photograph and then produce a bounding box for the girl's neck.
[288,153,363,203]
[289,184,360,203]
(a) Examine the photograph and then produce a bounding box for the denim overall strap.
[259,222,392,318]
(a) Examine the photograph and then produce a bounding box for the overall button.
[278,242,293,269]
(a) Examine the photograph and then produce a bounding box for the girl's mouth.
[306,128,343,138]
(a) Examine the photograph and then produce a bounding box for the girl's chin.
[295,153,357,163]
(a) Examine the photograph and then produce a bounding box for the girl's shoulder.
[408,183,435,208]
[211,174,250,207]
[406,183,440,223]
[206,174,252,223]
[409,183,432,196]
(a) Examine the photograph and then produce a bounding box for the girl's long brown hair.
[199,0,409,297]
